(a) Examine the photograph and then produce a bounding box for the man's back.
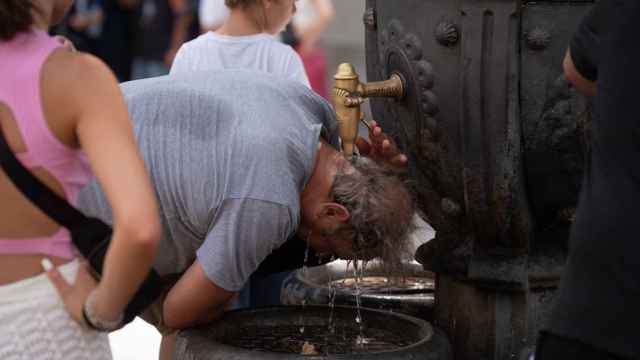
[79,70,338,289]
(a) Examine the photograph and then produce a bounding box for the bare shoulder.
[40,49,126,146]
[41,49,124,117]
[43,49,119,95]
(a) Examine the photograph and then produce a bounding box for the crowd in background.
[52,0,335,97]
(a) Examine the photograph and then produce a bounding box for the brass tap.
[333,63,404,156]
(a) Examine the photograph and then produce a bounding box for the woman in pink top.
[0,1,161,359]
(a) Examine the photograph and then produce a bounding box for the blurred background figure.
[98,0,139,81]
[288,0,335,98]
[131,0,193,79]
[58,0,105,54]
[198,0,229,33]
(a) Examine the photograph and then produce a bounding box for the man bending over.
[75,70,415,349]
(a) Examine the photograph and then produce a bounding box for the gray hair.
[331,156,416,267]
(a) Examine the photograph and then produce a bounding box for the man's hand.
[355,120,408,170]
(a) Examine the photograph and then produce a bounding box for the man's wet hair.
[331,156,416,269]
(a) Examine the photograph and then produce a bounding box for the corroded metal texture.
[364,0,593,359]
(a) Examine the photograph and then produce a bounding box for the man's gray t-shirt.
[78,70,338,291]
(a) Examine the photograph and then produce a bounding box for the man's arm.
[162,260,235,329]
[162,199,292,329]
[564,48,596,97]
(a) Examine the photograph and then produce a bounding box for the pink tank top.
[0,30,93,259]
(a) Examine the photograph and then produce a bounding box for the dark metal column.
[364,1,593,358]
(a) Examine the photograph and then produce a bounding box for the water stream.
[353,260,370,347]
[298,244,376,352]
[299,234,312,335]
[326,255,337,334]
[324,255,337,355]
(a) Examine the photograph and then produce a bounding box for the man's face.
[305,223,354,259]
[308,226,380,261]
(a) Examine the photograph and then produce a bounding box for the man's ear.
[318,203,350,222]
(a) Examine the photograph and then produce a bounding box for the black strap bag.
[0,126,163,325]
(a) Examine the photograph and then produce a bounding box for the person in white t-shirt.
[170,0,310,87]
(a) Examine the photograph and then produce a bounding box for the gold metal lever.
[333,63,404,156]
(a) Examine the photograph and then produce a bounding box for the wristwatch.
[82,289,124,332]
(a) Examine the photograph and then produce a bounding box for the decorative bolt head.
[421,91,439,116]
[526,27,551,50]
[441,198,462,216]
[435,21,459,47]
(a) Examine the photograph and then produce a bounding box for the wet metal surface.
[329,276,434,294]
[282,260,435,321]
[222,324,414,355]
[174,305,452,359]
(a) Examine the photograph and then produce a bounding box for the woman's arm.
[45,50,161,324]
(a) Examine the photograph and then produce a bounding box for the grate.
[329,276,434,294]
[223,324,415,355]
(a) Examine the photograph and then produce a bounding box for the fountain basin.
[174,305,451,359]
[281,260,435,321]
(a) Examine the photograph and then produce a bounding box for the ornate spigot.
[333,63,404,156]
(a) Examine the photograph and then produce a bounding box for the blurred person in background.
[97,0,140,81]
[131,0,193,79]
[56,0,104,54]
[0,0,161,358]
[290,0,334,98]
[170,0,310,87]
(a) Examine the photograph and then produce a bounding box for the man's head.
[303,155,416,267]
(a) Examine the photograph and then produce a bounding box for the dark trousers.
[536,332,625,360]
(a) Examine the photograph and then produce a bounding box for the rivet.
[526,27,551,50]
[435,21,459,47]
[442,198,462,216]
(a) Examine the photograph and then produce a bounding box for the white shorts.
[0,260,111,360]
